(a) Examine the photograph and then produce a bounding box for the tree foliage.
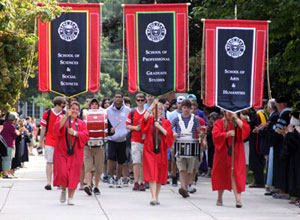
[0,0,62,112]
[5,0,300,113]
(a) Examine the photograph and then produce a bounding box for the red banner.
[38,3,101,97]
[204,19,268,112]
[124,4,188,96]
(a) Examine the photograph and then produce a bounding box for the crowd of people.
[0,113,38,178]
[0,93,299,209]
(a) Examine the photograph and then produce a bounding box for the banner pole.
[68,98,72,151]
[200,19,205,100]
[266,21,272,99]
[234,4,237,20]
[155,103,158,150]
[187,4,190,91]
[24,18,37,87]
[120,7,125,87]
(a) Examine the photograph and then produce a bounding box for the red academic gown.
[141,116,174,184]
[53,117,89,189]
[211,118,250,193]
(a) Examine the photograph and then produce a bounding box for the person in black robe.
[248,110,267,188]
[256,99,279,195]
[269,96,291,197]
[282,111,300,202]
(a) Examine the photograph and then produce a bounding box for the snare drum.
[175,138,200,157]
[83,109,108,145]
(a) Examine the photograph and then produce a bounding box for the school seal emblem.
[225,37,246,58]
[58,20,80,42]
[145,21,166,43]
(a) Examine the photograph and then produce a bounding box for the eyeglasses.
[136,99,145,102]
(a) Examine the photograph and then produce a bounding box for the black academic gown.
[282,131,300,197]
[270,109,291,191]
[249,113,266,186]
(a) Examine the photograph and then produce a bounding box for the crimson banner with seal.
[38,3,101,97]
[203,19,268,113]
[124,4,188,97]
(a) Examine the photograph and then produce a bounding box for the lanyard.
[65,118,78,156]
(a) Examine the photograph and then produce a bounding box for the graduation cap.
[276,96,289,103]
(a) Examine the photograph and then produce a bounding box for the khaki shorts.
[176,157,195,174]
[131,142,144,164]
[84,146,105,174]
[45,145,54,163]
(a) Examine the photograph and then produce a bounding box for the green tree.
[0,0,62,112]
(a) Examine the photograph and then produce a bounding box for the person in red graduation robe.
[53,101,89,205]
[141,99,174,206]
[211,111,250,208]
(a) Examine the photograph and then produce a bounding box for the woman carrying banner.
[53,101,89,205]
[141,99,174,206]
[211,111,250,208]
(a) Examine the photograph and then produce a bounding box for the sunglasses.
[136,99,145,102]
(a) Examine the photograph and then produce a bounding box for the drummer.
[172,99,202,198]
[83,98,106,196]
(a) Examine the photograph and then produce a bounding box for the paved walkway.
[1,154,300,220]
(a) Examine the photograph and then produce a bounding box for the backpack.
[126,108,135,146]
[45,109,65,136]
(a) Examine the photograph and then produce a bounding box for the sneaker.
[178,188,189,198]
[172,177,178,187]
[132,182,139,191]
[93,187,100,195]
[138,183,146,191]
[84,186,92,196]
[236,200,242,208]
[102,176,108,183]
[122,177,129,187]
[60,190,66,203]
[44,184,52,190]
[2,175,13,179]
[188,184,197,193]
[216,198,223,206]
[67,198,74,205]
[108,176,114,188]
[150,200,156,206]
[116,178,122,188]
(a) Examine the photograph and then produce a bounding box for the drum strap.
[65,119,78,156]
[152,118,161,154]
[178,114,194,135]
